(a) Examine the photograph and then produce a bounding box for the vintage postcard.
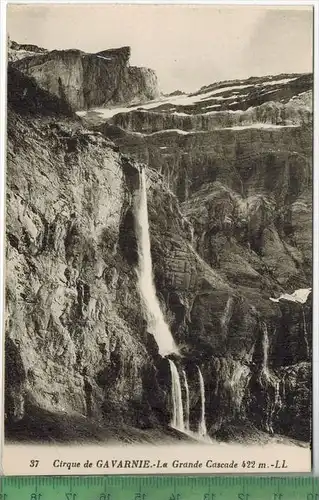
[2,3,314,475]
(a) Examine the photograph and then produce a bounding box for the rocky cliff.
[9,41,160,111]
[5,69,169,441]
[86,72,313,441]
[5,59,312,444]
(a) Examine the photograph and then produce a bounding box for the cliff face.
[96,74,312,290]
[9,42,160,111]
[5,79,169,440]
[5,63,312,443]
[94,73,312,441]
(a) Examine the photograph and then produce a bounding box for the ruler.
[0,476,318,500]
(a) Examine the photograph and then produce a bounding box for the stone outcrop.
[5,58,312,444]
[109,97,311,134]
[8,39,48,62]
[9,41,160,111]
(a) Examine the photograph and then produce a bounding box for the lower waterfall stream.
[197,366,208,437]
[168,360,185,431]
[182,370,190,431]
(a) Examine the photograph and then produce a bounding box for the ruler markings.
[0,476,318,499]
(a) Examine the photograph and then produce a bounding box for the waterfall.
[182,370,190,431]
[169,360,185,431]
[260,323,283,433]
[274,381,281,408]
[190,225,195,246]
[221,297,233,335]
[301,307,310,357]
[197,366,207,437]
[261,322,271,381]
[134,169,178,356]
[269,380,281,428]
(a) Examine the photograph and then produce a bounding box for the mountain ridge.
[9,40,160,111]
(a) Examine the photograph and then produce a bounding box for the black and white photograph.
[2,3,314,475]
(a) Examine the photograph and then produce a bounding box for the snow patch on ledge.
[150,128,193,136]
[270,288,312,304]
[220,123,300,130]
[132,123,300,137]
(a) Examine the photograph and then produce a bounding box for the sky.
[6,4,313,94]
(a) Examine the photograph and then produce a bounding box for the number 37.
[29,460,39,468]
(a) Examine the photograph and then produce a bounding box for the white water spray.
[182,370,190,431]
[169,360,185,431]
[197,366,207,437]
[134,169,178,356]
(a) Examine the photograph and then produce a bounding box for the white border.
[2,0,317,4]
[0,0,317,477]
[312,0,318,478]
[0,0,7,478]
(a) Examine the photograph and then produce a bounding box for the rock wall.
[110,99,311,134]
[5,65,312,443]
[10,43,160,111]
[95,74,313,442]
[5,81,168,439]
[100,118,312,288]
[146,176,312,441]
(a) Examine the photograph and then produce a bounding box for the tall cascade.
[169,360,185,431]
[182,370,190,431]
[197,366,207,437]
[302,307,310,357]
[134,168,178,356]
[261,322,271,381]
